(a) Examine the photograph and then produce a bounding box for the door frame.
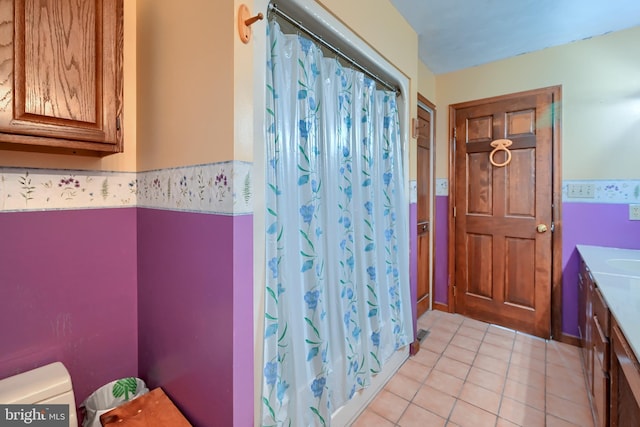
[417,93,436,314]
[447,85,566,342]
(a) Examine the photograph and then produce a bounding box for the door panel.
[416,102,432,318]
[453,89,554,338]
[466,233,493,299]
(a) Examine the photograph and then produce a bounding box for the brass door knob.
[536,224,548,233]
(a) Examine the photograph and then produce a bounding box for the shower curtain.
[261,21,413,426]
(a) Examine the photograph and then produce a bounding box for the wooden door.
[452,87,558,338]
[416,101,433,318]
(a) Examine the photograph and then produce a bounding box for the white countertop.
[577,245,640,360]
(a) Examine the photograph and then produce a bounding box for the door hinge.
[453,285,456,297]
[453,206,456,218]
[116,116,121,131]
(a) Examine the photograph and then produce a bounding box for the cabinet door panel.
[594,315,609,372]
[611,323,640,427]
[0,0,122,154]
[593,357,608,427]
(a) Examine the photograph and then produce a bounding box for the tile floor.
[352,310,594,427]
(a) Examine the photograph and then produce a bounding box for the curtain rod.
[268,3,400,95]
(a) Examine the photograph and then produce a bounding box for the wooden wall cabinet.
[611,319,640,427]
[0,0,123,156]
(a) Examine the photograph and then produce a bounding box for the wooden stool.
[100,387,191,426]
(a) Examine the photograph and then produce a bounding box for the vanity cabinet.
[592,287,610,427]
[610,318,640,427]
[579,260,593,391]
[0,0,123,156]
[580,259,610,427]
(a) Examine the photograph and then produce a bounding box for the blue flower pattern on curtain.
[262,21,412,426]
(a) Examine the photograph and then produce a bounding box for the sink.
[606,258,640,275]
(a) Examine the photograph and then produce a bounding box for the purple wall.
[434,196,449,306]
[561,202,640,337]
[137,208,253,427]
[412,196,449,314]
[233,215,254,427]
[0,209,138,406]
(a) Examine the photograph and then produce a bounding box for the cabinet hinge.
[453,285,456,297]
[550,222,555,232]
[453,206,456,218]
[116,116,121,131]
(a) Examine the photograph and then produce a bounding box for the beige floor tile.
[546,413,586,427]
[546,374,591,407]
[546,341,582,368]
[496,417,520,427]
[397,359,431,383]
[545,360,584,381]
[351,409,396,427]
[456,325,487,341]
[502,378,545,411]
[434,356,471,380]
[512,342,547,362]
[441,313,466,325]
[384,371,422,401]
[368,389,410,423]
[417,314,437,330]
[397,403,446,427]
[546,394,595,427]
[443,343,477,365]
[478,341,513,362]
[461,317,489,331]
[483,331,515,350]
[450,334,482,352]
[507,364,546,390]
[458,381,502,415]
[499,396,545,427]
[421,336,450,354]
[412,384,456,419]
[437,319,463,332]
[473,353,509,377]
[487,324,516,339]
[361,312,593,427]
[424,368,465,397]
[410,348,440,368]
[466,366,506,394]
[449,399,497,427]
[509,351,546,375]
[428,329,457,344]
[514,331,546,347]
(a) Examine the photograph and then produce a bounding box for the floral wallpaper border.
[435,178,449,196]
[563,180,640,204]
[423,179,640,203]
[0,161,253,215]
[5,169,635,213]
[408,179,448,201]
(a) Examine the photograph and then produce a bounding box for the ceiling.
[388,0,640,74]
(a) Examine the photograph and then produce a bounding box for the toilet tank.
[0,362,78,427]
